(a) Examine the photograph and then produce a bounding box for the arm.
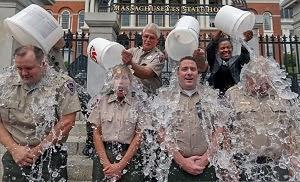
[93,124,111,168]
[118,131,142,169]
[171,149,204,176]
[30,112,77,158]
[104,131,142,177]
[193,48,208,73]
[122,50,156,79]
[0,118,34,166]
[161,128,204,175]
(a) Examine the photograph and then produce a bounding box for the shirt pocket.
[6,101,20,124]
[123,119,137,134]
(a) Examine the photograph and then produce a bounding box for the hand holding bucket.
[165,16,200,61]
[214,5,255,39]
[87,38,125,70]
[4,4,63,53]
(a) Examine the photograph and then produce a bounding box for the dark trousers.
[168,160,217,182]
[234,154,290,181]
[2,145,68,182]
[92,142,143,182]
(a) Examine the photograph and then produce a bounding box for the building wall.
[44,0,85,33]
[248,2,281,35]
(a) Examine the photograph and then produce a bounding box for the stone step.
[67,155,93,181]
[69,120,88,137]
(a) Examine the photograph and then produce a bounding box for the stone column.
[0,0,53,69]
[85,12,120,97]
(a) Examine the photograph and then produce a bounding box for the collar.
[179,86,199,97]
[12,70,49,91]
[107,93,132,106]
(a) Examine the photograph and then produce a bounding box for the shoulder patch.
[64,80,76,95]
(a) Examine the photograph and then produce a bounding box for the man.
[158,56,227,181]
[0,45,81,181]
[206,30,253,94]
[121,23,165,94]
[226,57,300,181]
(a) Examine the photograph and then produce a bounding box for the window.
[121,14,130,26]
[169,15,179,27]
[263,12,272,31]
[119,0,130,26]
[152,0,165,26]
[78,11,85,29]
[209,16,215,27]
[136,0,148,27]
[281,8,293,19]
[169,0,181,27]
[137,14,148,27]
[60,10,70,30]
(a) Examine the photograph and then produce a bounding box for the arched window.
[46,10,53,16]
[60,10,71,30]
[263,12,273,31]
[78,11,85,29]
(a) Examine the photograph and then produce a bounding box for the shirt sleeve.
[88,103,101,127]
[206,40,218,68]
[59,79,81,116]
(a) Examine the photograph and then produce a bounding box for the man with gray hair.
[121,23,165,94]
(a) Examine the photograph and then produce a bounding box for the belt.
[103,141,129,151]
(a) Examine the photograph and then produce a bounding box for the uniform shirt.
[128,47,165,93]
[0,68,81,146]
[162,87,210,157]
[227,86,295,158]
[89,94,142,144]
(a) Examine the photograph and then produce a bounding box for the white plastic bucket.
[165,16,200,61]
[87,38,125,70]
[4,4,63,53]
[214,5,255,38]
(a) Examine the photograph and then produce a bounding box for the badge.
[65,80,76,95]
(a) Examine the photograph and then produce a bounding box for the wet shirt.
[89,94,141,144]
[169,89,209,157]
[227,86,295,158]
[0,69,81,146]
[128,47,165,93]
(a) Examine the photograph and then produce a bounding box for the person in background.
[0,45,81,181]
[89,64,143,181]
[206,30,253,95]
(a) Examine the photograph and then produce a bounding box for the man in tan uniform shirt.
[121,23,165,94]
[158,56,227,181]
[0,45,81,181]
[225,57,300,181]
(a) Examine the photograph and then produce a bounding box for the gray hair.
[143,23,161,38]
